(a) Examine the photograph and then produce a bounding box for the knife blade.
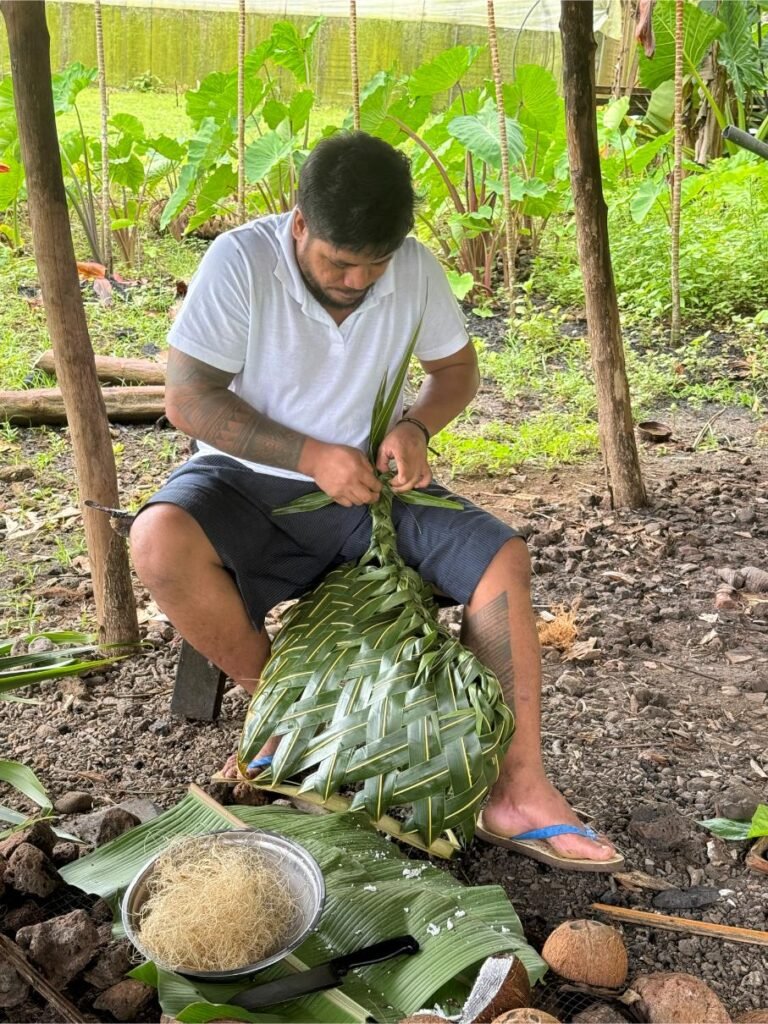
[231,934,420,1011]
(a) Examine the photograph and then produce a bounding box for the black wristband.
[397,416,430,445]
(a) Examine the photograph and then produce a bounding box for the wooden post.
[560,0,648,509]
[1,1,139,645]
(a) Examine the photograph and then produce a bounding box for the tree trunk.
[1,1,139,644]
[94,0,111,274]
[612,0,639,98]
[560,0,647,509]
[237,0,246,223]
[487,0,516,295]
[349,0,360,130]
[36,350,167,385]
[670,0,683,346]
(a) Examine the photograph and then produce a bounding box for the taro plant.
[52,62,105,263]
[351,50,567,299]
[102,112,186,266]
[161,18,324,234]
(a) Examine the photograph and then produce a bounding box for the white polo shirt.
[168,211,469,480]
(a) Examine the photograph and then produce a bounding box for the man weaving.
[130,131,623,871]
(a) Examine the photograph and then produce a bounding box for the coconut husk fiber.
[137,835,299,972]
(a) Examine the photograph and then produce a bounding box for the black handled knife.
[230,934,420,1011]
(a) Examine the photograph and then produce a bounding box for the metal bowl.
[121,829,325,981]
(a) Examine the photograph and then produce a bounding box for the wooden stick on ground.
[36,349,167,386]
[591,902,768,947]
[0,934,88,1023]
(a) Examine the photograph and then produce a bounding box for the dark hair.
[297,131,416,255]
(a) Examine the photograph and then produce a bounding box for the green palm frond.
[0,631,140,698]
[239,300,514,846]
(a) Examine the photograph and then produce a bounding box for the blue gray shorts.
[138,455,522,629]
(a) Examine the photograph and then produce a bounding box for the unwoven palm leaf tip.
[238,305,515,845]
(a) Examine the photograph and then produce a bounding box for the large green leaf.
[289,90,314,133]
[110,152,144,193]
[716,0,768,102]
[159,162,198,231]
[52,62,98,114]
[187,71,263,129]
[145,135,186,163]
[65,792,545,1021]
[0,77,15,123]
[270,18,323,85]
[0,760,52,811]
[638,1,724,90]
[644,80,675,134]
[407,45,483,98]
[447,106,525,172]
[109,112,145,140]
[244,131,294,184]
[504,64,563,136]
[186,164,238,232]
[630,176,667,223]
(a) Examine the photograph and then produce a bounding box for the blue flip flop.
[246,754,274,774]
[475,811,625,873]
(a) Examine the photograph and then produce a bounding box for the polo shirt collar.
[273,209,396,315]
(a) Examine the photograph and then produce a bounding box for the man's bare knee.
[130,504,216,589]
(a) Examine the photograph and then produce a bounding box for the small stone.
[2,901,46,934]
[0,962,29,1009]
[83,940,135,990]
[4,844,61,898]
[717,784,762,822]
[93,979,156,1021]
[148,719,171,736]
[53,791,94,814]
[51,841,80,866]
[16,909,100,989]
[68,807,140,847]
[0,821,56,860]
[116,798,162,823]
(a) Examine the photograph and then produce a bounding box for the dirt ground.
[1,382,768,1019]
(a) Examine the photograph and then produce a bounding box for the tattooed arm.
[164,348,381,506]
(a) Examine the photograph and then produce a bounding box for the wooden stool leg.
[171,640,227,721]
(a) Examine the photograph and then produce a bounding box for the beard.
[294,250,370,311]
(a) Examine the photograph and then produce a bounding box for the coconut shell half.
[631,972,730,1023]
[542,920,628,990]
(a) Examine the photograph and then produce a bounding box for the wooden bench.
[86,500,227,721]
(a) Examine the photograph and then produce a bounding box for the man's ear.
[292,209,307,241]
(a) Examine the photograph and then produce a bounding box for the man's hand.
[375,421,432,493]
[299,439,382,507]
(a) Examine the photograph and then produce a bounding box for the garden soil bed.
[1,384,767,1020]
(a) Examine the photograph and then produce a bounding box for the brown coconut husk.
[138,835,298,972]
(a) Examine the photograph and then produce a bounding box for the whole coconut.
[542,920,628,989]
[632,972,730,1023]
[491,1011,561,1024]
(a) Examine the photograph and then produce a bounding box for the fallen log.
[35,349,167,385]
[0,386,166,425]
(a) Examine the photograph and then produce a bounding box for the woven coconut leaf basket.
[238,311,514,846]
